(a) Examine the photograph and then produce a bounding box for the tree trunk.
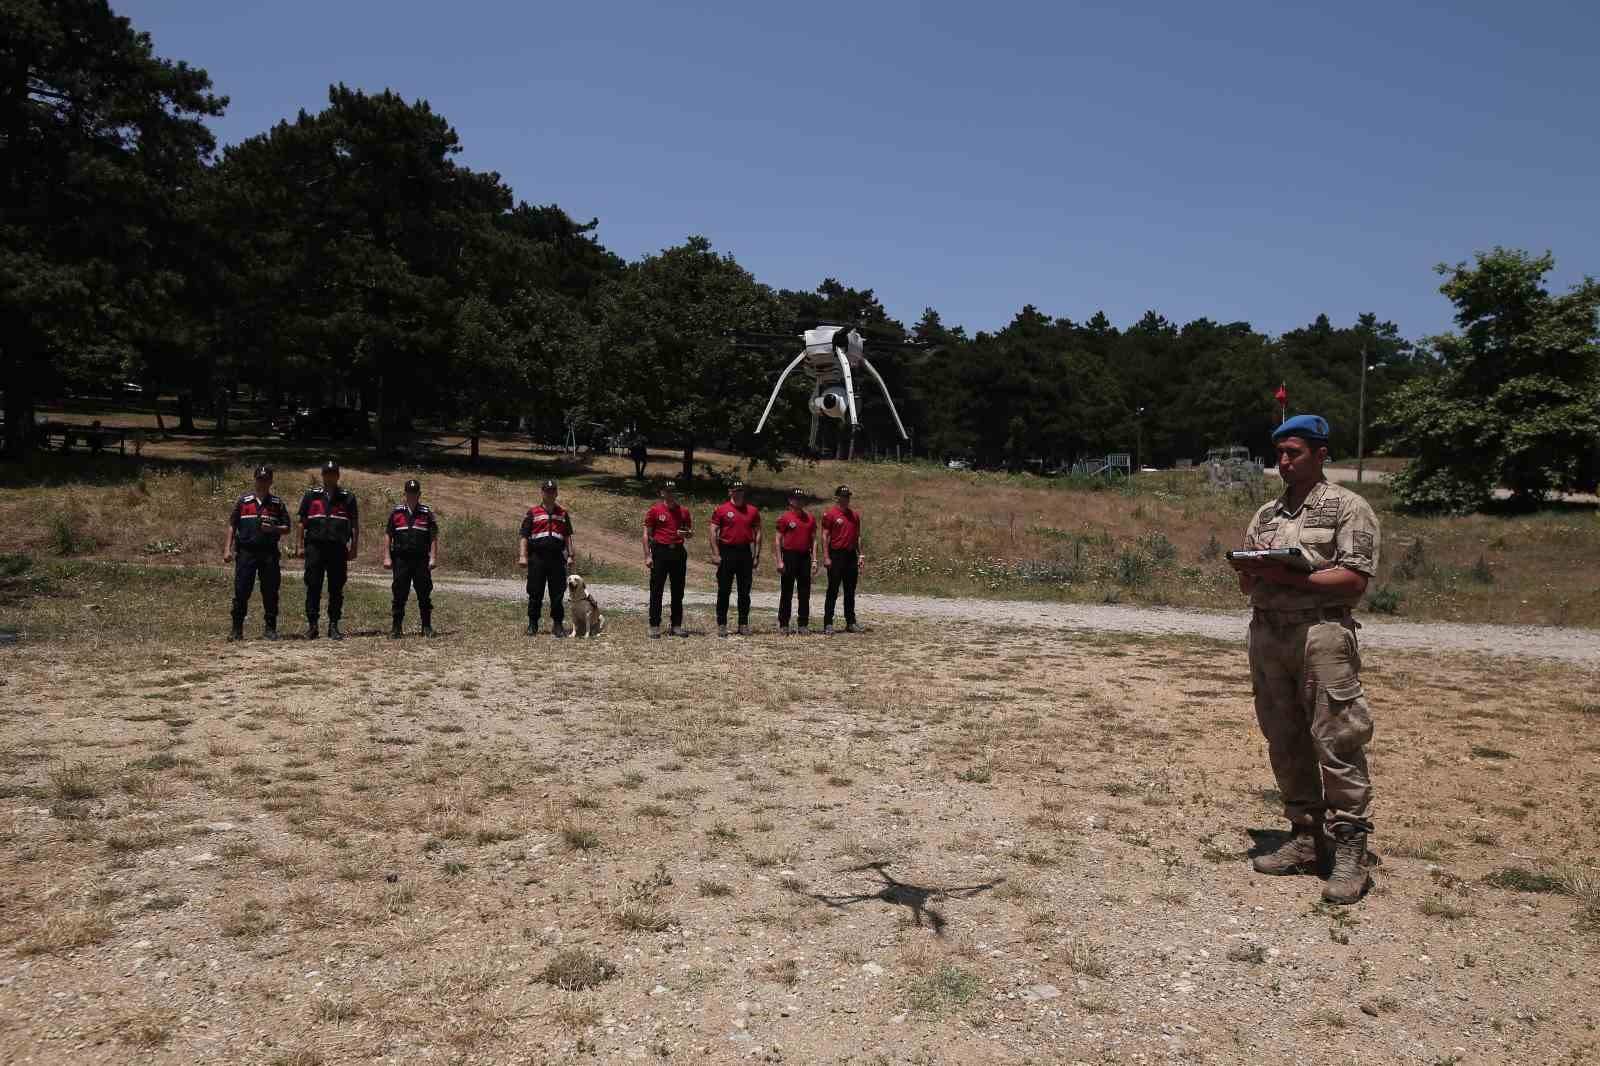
[2,352,35,459]
[177,391,196,433]
[680,439,695,480]
[470,424,481,464]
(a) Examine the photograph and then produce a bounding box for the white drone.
[753,325,909,450]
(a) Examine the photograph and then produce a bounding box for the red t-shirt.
[776,509,816,553]
[711,501,761,546]
[820,506,861,551]
[644,502,692,545]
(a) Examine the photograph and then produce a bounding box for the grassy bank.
[4,435,1597,627]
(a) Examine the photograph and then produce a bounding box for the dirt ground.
[2,603,1598,1066]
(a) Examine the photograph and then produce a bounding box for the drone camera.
[810,387,849,420]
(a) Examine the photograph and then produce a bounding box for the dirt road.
[365,573,1600,666]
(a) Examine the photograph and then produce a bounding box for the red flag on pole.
[1274,383,1287,423]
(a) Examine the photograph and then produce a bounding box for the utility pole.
[1356,346,1367,483]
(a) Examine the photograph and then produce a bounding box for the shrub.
[1367,585,1403,615]
[1393,538,1430,581]
[49,505,100,557]
[538,948,618,990]
[1115,550,1151,587]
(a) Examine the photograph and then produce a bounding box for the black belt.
[1253,605,1351,625]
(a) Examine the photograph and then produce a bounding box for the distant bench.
[35,422,147,456]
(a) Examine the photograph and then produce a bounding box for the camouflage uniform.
[1245,478,1380,835]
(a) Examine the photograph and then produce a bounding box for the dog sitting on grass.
[566,574,606,638]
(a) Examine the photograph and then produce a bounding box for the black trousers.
[648,542,687,628]
[232,549,280,627]
[304,541,349,623]
[824,548,859,628]
[392,555,433,626]
[778,549,812,628]
[715,543,754,626]
[526,549,567,627]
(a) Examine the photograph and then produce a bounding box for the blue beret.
[1272,414,1329,442]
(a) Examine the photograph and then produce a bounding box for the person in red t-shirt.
[774,486,817,635]
[642,480,693,637]
[709,480,762,637]
[820,484,865,634]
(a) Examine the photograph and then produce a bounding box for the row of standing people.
[638,479,864,639]
[224,463,867,640]
[224,459,436,641]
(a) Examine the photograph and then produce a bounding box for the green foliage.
[587,237,790,475]
[48,504,99,557]
[1381,249,1600,512]
[1366,586,1403,615]
[1,0,226,449]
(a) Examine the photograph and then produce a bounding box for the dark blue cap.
[1272,414,1330,443]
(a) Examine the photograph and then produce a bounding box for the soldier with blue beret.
[1230,414,1381,904]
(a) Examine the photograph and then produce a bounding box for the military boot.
[306,623,319,640]
[263,626,279,641]
[1322,826,1372,904]
[648,626,662,639]
[228,624,244,642]
[1251,825,1322,876]
[845,623,863,633]
[717,624,729,639]
[552,624,567,639]
[389,619,403,640]
[421,622,434,638]
[526,622,538,637]
[328,622,344,641]
[737,624,751,636]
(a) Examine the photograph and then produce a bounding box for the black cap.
[322,458,340,473]
[787,486,803,499]
[835,484,852,496]
[541,479,557,491]
[403,479,421,494]
[661,480,677,492]
[730,480,746,492]
[253,464,273,480]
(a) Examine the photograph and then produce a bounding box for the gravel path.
[374,573,1600,666]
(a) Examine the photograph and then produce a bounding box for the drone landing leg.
[755,348,811,435]
[858,356,909,441]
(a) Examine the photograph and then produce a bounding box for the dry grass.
[2,556,1599,1064]
[538,949,619,991]
[5,428,1596,624]
[18,912,114,956]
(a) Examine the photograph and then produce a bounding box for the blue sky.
[122,0,1598,342]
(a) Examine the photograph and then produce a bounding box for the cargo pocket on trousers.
[1320,678,1374,752]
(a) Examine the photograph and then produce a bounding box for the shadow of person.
[808,862,1003,936]
[1245,827,1295,860]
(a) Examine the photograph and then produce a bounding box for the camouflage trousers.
[1247,615,1375,833]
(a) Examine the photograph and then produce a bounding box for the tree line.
[5,2,1596,509]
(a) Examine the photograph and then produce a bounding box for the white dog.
[566,574,606,638]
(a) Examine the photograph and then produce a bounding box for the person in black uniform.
[223,464,292,641]
[294,459,359,640]
[517,479,575,637]
[383,478,439,639]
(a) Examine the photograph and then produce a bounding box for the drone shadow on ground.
[807,861,1004,936]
